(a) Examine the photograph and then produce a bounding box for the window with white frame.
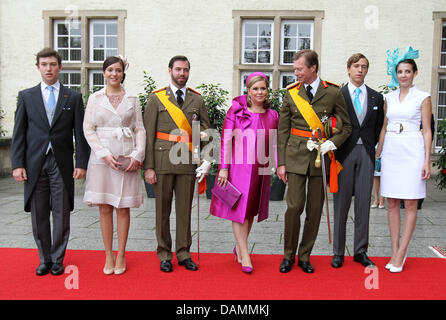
[233,11,322,95]
[437,75,446,149]
[280,72,296,90]
[242,20,274,64]
[59,70,81,92]
[281,21,313,64]
[44,10,125,96]
[90,20,118,62]
[54,20,82,62]
[89,70,106,92]
[441,22,446,67]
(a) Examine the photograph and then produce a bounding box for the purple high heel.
[241,266,253,273]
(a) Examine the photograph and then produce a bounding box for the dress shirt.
[304,77,320,99]
[347,81,367,112]
[40,81,60,153]
[170,83,186,104]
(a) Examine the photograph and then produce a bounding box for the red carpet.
[0,247,445,300]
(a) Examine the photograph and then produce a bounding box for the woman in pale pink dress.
[83,56,146,275]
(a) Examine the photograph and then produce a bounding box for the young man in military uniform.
[143,55,211,272]
[277,49,352,273]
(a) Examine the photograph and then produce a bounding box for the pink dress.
[210,95,278,224]
[83,88,146,208]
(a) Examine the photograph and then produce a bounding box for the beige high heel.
[114,256,126,275]
[103,255,115,275]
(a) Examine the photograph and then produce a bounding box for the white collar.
[41,81,60,91]
[304,77,320,91]
[348,81,367,96]
[170,83,186,97]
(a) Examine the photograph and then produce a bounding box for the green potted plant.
[269,88,287,201]
[434,119,446,190]
[139,71,157,198]
[195,83,228,199]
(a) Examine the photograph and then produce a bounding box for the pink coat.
[210,95,278,224]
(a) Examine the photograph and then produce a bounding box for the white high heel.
[385,263,393,270]
[389,256,407,273]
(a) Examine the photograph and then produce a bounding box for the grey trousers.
[30,150,71,264]
[333,144,374,256]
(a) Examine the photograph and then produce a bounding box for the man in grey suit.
[331,53,384,268]
[11,48,90,276]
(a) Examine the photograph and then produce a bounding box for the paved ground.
[0,175,445,260]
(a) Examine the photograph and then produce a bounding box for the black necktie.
[306,85,313,102]
[176,89,184,107]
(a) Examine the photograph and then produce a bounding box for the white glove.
[195,160,212,183]
[320,140,337,155]
[306,139,318,151]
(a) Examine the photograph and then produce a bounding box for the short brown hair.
[347,53,369,68]
[292,49,319,73]
[168,55,190,69]
[35,47,62,66]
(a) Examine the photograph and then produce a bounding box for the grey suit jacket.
[10,83,90,211]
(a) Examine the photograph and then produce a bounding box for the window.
[43,10,126,96]
[437,75,446,148]
[232,10,323,95]
[242,20,274,64]
[441,22,446,67]
[59,70,81,92]
[432,13,446,152]
[54,20,81,62]
[281,20,313,64]
[89,70,106,92]
[90,20,118,62]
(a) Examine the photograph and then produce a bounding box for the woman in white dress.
[83,56,146,275]
[376,50,432,273]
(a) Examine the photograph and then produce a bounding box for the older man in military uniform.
[277,49,352,273]
[143,55,211,272]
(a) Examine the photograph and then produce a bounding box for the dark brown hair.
[168,55,190,69]
[292,49,319,73]
[35,47,62,66]
[347,53,369,68]
[396,59,418,73]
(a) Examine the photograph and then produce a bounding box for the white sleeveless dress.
[380,86,430,199]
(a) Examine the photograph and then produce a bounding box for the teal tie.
[47,86,56,112]
[354,87,362,115]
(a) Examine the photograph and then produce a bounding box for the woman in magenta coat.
[210,72,279,273]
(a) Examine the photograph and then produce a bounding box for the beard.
[171,74,188,88]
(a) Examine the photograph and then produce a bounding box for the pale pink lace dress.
[83,88,146,208]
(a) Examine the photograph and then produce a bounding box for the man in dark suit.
[277,49,352,273]
[143,55,211,272]
[11,48,90,276]
[331,53,384,268]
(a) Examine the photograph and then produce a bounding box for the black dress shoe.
[178,258,198,271]
[298,260,315,273]
[50,263,64,275]
[160,260,173,272]
[36,262,53,276]
[331,255,344,268]
[279,258,295,273]
[353,252,375,267]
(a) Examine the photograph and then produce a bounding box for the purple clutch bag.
[212,180,242,209]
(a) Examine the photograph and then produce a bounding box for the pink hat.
[245,72,268,86]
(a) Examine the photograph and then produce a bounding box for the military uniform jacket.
[143,85,211,174]
[277,80,352,176]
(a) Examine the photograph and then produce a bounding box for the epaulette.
[187,87,201,95]
[286,81,301,90]
[322,80,340,88]
[152,87,167,94]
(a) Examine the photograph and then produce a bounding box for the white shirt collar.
[348,81,367,97]
[304,77,320,94]
[170,83,186,98]
[41,80,60,92]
